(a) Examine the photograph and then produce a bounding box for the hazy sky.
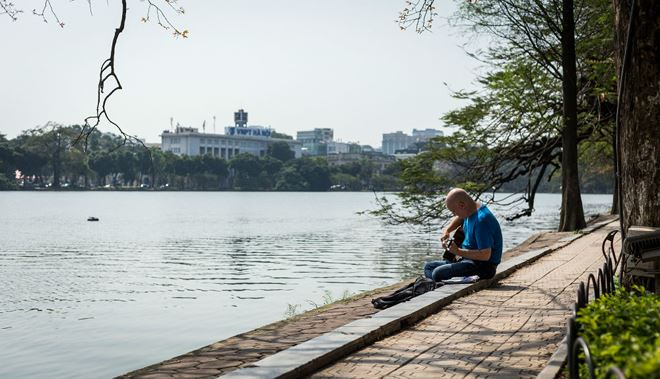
[1,1,480,147]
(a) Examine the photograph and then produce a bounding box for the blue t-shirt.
[461,205,503,264]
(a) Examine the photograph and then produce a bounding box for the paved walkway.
[309,221,619,379]
[120,216,615,379]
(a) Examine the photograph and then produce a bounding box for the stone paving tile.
[309,221,619,379]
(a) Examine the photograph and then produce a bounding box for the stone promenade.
[120,216,617,379]
[309,220,619,378]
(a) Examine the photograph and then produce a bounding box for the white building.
[412,128,444,140]
[381,128,444,156]
[161,110,301,159]
[296,128,334,156]
[382,131,415,155]
[327,141,362,155]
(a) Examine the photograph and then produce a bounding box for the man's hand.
[441,216,463,246]
[452,246,492,262]
[440,231,450,246]
[441,236,458,252]
[447,240,459,255]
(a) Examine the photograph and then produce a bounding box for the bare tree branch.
[398,0,437,33]
[0,1,22,21]
[142,0,188,38]
[32,0,64,27]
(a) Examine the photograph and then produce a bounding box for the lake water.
[0,192,612,378]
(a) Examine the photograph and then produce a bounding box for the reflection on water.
[0,192,611,378]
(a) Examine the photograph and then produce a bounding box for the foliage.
[271,131,293,140]
[330,173,361,191]
[576,286,660,378]
[578,139,615,194]
[283,303,302,319]
[229,153,268,190]
[0,133,17,188]
[375,0,616,228]
[371,174,402,191]
[286,157,332,191]
[0,174,17,190]
[285,289,355,319]
[368,151,453,227]
[268,141,295,162]
[275,166,307,191]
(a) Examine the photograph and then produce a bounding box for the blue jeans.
[423,259,497,282]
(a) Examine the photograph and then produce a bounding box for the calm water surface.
[0,192,611,378]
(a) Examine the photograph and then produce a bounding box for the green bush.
[0,174,17,190]
[576,286,660,378]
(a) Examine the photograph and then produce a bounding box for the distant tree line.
[0,124,402,191]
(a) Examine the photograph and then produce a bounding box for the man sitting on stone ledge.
[424,188,503,282]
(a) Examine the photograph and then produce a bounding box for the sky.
[0,1,481,147]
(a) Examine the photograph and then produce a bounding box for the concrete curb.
[218,218,614,379]
[536,336,568,379]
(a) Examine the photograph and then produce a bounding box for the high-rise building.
[296,128,334,156]
[382,131,415,155]
[382,128,444,156]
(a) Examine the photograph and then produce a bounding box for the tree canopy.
[374,0,617,231]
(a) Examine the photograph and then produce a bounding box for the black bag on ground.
[371,276,439,309]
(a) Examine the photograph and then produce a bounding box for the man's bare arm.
[450,246,492,262]
[441,216,464,243]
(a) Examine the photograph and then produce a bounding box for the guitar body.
[442,226,465,262]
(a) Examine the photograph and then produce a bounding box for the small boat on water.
[87,217,99,222]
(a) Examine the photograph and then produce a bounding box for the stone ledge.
[219,218,615,379]
[536,336,568,379]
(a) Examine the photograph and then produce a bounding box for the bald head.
[445,188,478,218]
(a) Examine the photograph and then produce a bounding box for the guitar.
[442,226,465,263]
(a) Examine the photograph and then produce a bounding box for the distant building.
[382,131,415,155]
[327,141,361,155]
[234,108,248,127]
[225,109,273,138]
[393,152,419,161]
[361,145,375,153]
[145,142,161,149]
[382,128,444,156]
[326,153,396,174]
[412,128,444,141]
[160,110,301,159]
[297,128,333,143]
[297,128,334,156]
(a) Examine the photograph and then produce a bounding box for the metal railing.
[566,230,625,379]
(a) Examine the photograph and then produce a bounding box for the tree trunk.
[614,0,660,231]
[611,129,619,214]
[52,145,61,189]
[611,178,619,214]
[558,0,587,231]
